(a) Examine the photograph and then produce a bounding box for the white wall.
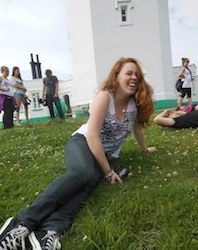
[65,0,175,107]
[66,0,98,106]
[90,0,174,100]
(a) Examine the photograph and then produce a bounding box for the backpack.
[175,78,183,92]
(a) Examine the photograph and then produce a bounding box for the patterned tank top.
[73,91,137,158]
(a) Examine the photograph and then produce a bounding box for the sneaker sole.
[28,232,42,250]
[0,217,14,235]
[57,240,61,249]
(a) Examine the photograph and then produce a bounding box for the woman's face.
[2,68,9,77]
[14,68,20,76]
[116,62,138,96]
[184,59,189,66]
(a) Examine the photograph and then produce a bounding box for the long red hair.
[99,57,155,126]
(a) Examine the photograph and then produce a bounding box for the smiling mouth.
[129,83,136,87]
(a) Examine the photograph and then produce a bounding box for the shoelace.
[42,231,61,250]
[0,235,20,250]
[0,225,29,250]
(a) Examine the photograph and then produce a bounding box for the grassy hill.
[0,115,198,249]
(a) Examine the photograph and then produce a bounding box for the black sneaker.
[0,217,30,250]
[29,230,61,250]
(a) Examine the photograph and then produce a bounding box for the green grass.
[0,114,198,249]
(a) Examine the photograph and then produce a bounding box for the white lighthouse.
[65,0,176,109]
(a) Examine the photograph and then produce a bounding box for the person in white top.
[9,66,31,125]
[0,66,16,129]
[177,57,193,109]
[0,57,156,250]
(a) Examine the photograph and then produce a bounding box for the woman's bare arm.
[153,110,176,127]
[86,91,122,184]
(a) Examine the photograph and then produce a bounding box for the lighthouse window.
[115,0,133,26]
[121,6,127,22]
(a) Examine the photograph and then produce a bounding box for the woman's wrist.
[104,169,114,179]
[104,168,112,174]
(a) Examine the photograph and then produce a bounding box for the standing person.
[177,57,193,109]
[10,66,31,126]
[0,66,16,129]
[0,57,156,250]
[42,69,64,124]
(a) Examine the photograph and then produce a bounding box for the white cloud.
[180,1,198,27]
[168,0,198,68]
[1,0,198,81]
[0,0,72,80]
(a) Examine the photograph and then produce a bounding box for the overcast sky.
[168,0,198,68]
[0,0,72,80]
[0,0,198,81]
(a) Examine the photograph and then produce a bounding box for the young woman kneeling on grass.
[0,57,156,250]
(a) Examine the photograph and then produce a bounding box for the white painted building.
[20,79,73,121]
[65,0,175,109]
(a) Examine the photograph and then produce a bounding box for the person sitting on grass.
[153,108,198,129]
[0,57,156,250]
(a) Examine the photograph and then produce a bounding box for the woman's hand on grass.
[147,147,157,152]
[110,172,123,184]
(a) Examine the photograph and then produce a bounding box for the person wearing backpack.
[177,57,193,109]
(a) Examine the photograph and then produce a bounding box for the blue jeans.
[46,95,64,119]
[14,93,24,99]
[18,134,103,235]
